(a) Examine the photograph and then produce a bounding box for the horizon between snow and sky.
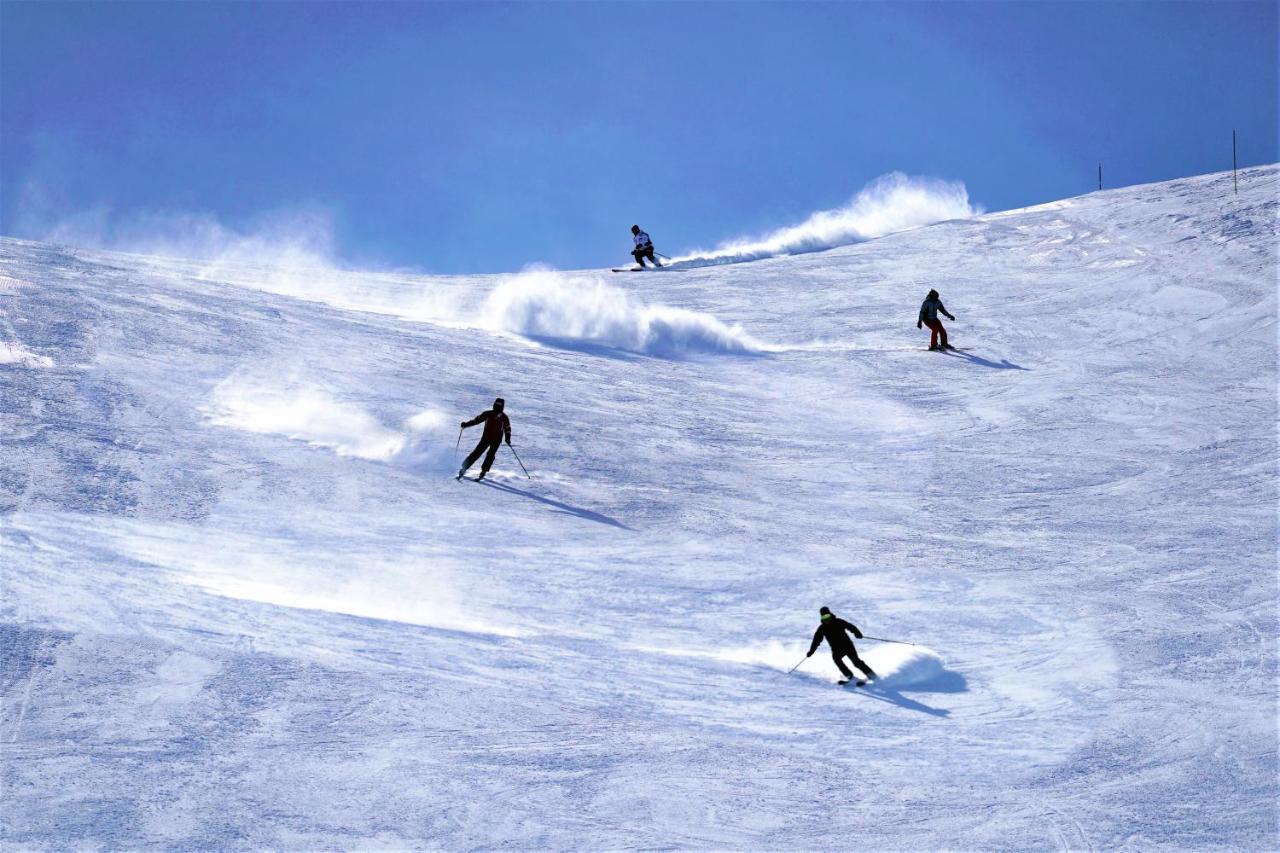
[1,1,1277,274]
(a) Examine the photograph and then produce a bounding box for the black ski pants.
[462,437,502,475]
[832,647,876,680]
[632,245,658,266]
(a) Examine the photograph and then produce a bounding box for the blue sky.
[2,1,1276,273]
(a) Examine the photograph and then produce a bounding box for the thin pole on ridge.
[1233,130,1238,194]
[1098,163,1103,191]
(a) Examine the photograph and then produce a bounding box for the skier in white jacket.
[630,225,662,268]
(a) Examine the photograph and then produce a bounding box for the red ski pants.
[923,318,948,348]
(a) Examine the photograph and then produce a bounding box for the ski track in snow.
[1,166,1276,848]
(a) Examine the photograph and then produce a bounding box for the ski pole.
[786,655,809,675]
[455,427,462,455]
[656,251,672,260]
[861,635,915,646]
[507,444,531,479]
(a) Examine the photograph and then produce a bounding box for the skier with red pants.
[807,606,879,685]
[457,398,511,481]
[918,289,956,351]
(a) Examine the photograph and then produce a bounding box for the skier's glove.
[460,421,466,428]
[917,321,922,329]
[806,650,814,657]
[854,630,863,639]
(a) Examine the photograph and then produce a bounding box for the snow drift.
[205,377,408,460]
[0,340,53,368]
[481,268,767,356]
[675,172,977,266]
[204,375,454,469]
[863,644,948,688]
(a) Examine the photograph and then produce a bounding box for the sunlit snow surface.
[2,167,1276,848]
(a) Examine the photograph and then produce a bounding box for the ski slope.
[2,166,1276,849]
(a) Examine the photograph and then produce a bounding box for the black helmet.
[631,224,640,234]
[927,289,939,299]
[819,606,832,620]
[493,397,505,412]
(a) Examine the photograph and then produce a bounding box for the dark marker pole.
[1233,130,1238,194]
[1098,163,1103,191]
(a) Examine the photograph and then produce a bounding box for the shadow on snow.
[479,480,632,530]
[940,349,1028,370]
[848,669,967,718]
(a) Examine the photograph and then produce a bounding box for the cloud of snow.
[646,638,950,688]
[25,200,468,324]
[675,172,978,266]
[203,375,452,468]
[206,377,406,460]
[31,202,341,269]
[480,267,767,356]
[0,341,54,368]
[59,516,518,637]
[862,644,946,687]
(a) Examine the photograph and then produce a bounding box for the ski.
[838,679,868,687]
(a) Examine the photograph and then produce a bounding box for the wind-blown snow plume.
[480,268,766,356]
[31,205,466,323]
[205,377,407,461]
[0,341,54,368]
[676,172,977,266]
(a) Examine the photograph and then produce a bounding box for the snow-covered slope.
[2,166,1276,848]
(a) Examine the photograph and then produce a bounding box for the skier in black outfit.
[917,288,956,351]
[630,225,662,269]
[807,606,879,685]
[457,398,511,481]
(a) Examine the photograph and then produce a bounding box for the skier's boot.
[456,469,466,481]
[476,471,486,482]
[928,344,939,351]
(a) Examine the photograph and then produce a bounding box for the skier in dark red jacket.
[457,398,511,481]
[807,606,879,685]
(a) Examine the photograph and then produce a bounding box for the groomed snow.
[1,166,1276,848]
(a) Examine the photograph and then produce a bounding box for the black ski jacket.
[918,296,955,323]
[809,617,863,655]
[463,409,511,444]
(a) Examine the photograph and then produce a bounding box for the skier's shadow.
[479,480,632,530]
[940,349,1028,370]
[847,670,967,717]
[853,684,952,717]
